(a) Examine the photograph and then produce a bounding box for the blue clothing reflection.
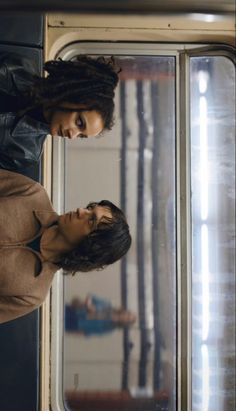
[65,295,136,336]
[65,295,115,336]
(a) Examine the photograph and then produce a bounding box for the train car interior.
[0,2,235,411]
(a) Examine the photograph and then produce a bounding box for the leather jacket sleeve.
[0,150,38,174]
[0,51,40,97]
[0,53,48,173]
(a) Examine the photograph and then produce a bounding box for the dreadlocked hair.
[58,200,131,275]
[31,55,120,130]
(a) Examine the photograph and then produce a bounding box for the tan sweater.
[0,169,59,324]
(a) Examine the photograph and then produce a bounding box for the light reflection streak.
[199,72,210,411]
[199,96,208,221]
[201,344,210,411]
[198,71,208,94]
[201,224,209,341]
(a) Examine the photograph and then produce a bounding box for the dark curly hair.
[59,200,131,275]
[31,55,120,130]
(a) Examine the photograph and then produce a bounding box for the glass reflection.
[190,56,236,411]
[63,55,176,411]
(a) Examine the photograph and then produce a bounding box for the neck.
[40,225,72,263]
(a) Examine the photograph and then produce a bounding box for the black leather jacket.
[0,52,50,172]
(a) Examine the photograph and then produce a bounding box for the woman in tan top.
[0,169,131,324]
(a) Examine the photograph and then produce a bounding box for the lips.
[70,211,78,221]
[58,127,67,138]
[64,210,79,223]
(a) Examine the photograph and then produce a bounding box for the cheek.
[50,111,59,125]
[51,112,69,127]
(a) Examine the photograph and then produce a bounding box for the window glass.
[62,55,176,411]
[190,56,235,411]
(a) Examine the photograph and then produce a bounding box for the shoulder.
[0,51,39,76]
[0,249,57,324]
[0,169,44,197]
[0,168,36,185]
[0,51,40,96]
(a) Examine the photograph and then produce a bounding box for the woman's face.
[45,102,104,139]
[58,204,112,248]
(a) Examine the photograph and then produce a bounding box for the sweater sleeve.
[0,295,39,324]
[0,51,39,96]
[0,267,55,324]
[0,169,38,197]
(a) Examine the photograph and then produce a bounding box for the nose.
[68,128,79,139]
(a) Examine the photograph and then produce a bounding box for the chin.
[50,127,60,137]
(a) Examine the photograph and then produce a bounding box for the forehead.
[87,201,111,211]
[58,102,101,118]
[58,102,84,110]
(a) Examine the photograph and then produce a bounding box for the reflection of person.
[65,295,136,336]
[0,170,131,324]
[0,52,119,171]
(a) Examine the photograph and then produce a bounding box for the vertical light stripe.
[201,344,210,411]
[201,223,210,341]
[199,96,208,221]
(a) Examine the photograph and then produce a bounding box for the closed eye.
[86,203,97,210]
[89,213,97,229]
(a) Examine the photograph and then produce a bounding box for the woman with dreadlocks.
[0,52,119,173]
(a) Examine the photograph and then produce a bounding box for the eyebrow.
[86,202,97,209]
